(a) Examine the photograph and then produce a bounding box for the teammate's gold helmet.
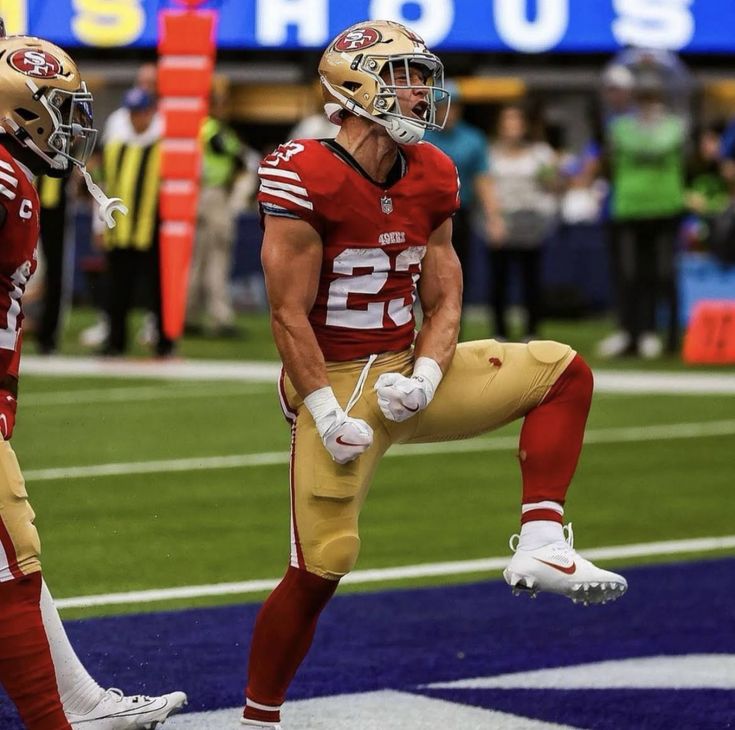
[0,34,96,175]
[318,20,450,145]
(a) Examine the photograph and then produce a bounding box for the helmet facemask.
[373,55,450,134]
[19,79,98,175]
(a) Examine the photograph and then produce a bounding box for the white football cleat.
[68,688,187,729]
[503,523,627,606]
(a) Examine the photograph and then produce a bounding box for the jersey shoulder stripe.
[258,184,314,211]
[258,155,313,211]
[259,179,309,197]
[0,160,15,174]
[257,166,302,181]
[0,183,17,201]
[0,171,18,189]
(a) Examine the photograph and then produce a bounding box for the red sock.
[518,354,593,524]
[244,565,338,724]
[0,572,71,729]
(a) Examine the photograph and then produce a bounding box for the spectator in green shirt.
[604,71,686,358]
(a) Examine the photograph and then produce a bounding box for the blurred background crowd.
[22,41,735,362]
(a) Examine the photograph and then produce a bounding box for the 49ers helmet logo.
[334,27,381,52]
[9,49,62,79]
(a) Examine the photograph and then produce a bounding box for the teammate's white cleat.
[503,523,627,605]
[241,719,282,729]
[67,688,187,729]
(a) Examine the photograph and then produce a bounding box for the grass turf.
[13,308,735,618]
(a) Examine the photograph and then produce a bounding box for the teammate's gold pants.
[0,438,41,580]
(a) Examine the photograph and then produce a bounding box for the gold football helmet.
[318,20,450,144]
[0,34,96,175]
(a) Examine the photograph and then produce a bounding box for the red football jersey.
[0,145,40,378]
[258,139,459,361]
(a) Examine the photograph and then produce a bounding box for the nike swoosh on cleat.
[335,436,364,447]
[533,557,577,574]
[404,404,420,412]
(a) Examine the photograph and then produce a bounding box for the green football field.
[13,309,735,621]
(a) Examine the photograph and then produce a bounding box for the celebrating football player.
[0,31,186,729]
[243,20,627,729]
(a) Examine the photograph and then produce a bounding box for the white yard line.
[20,355,735,394]
[25,419,735,482]
[54,534,735,609]
[22,383,270,407]
[21,355,281,382]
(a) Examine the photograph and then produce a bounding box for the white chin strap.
[79,167,128,229]
[383,116,425,145]
[321,78,425,145]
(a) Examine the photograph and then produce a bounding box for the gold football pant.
[279,339,575,580]
[0,438,41,580]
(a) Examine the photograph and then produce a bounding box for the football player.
[0,30,186,729]
[243,20,627,729]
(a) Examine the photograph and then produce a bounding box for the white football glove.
[374,356,443,423]
[304,386,373,464]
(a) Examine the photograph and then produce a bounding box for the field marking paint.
[21,355,281,382]
[54,534,735,609]
[20,355,735,394]
[25,419,735,483]
[425,655,735,690]
[166,690,575,729]
[23,383,271,407]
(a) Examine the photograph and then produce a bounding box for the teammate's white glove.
[304,386,373,464]
[374,356,443,423]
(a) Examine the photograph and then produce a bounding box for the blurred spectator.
[682,124,729,253]
[424,83,505,317]
[558,138,607,225]
[97,87,172,357]
[103,62,161,143]
[80,64,161,349]
[488,104,558,341]
[601,64,635,123]
[602,71,686,359]
[35,175,71,354]
[185,89,248,337]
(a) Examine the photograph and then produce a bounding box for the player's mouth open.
[412,101,428,119]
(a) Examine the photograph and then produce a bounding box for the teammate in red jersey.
[243,20,627,729]
[0,31,186,729]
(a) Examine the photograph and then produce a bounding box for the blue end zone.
[1,557,733,728]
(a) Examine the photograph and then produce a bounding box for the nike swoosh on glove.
[374,372,432,422]
[321,411,374,465]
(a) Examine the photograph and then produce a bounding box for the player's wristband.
[412,357,443,400]
[303,386,343,437]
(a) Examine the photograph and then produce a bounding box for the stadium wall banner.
[4,0,734,53]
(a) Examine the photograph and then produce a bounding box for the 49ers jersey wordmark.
[0,145,39,378]
[258,138,460,361]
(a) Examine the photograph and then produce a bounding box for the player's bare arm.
[261,214,328,398]
[415,216,462,371]
[262,213,374,464]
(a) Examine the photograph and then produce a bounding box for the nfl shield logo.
[380,195,393,215]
